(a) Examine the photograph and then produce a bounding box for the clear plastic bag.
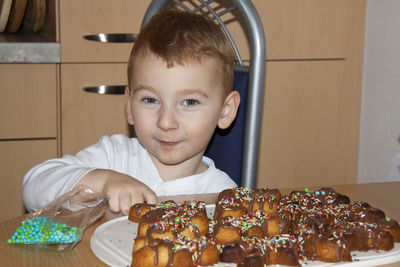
[5,185,107,251]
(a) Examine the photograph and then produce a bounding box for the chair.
[141,0,266,187]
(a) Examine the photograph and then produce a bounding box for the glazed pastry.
[214,187,281,221]
[129,187,399,266]
[378,216,400,242]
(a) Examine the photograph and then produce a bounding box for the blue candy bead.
[8,217,81,244]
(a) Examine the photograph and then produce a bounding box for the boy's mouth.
[158,140,179,146]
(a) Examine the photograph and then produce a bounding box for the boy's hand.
[78,169,157,215]
[103,172,157,215]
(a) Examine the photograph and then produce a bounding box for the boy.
[23,9,240,215]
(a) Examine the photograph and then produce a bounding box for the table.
[1,182,400,266]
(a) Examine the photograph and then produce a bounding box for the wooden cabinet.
[59,0,151,62]
[0,64,58,221]
[59,0,350,63]
[213,0,360,188]
[58,0,151,154]
[224,0,350,61]
[60,64,130,155]
[257,61,354,188]
[256,0,365,188]
[0,65,57,139]
[0,140,57,222]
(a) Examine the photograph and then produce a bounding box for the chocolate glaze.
[358,207,386,223]
[131,187,398,267]
[129,203,154,222]
[369,228,394,251]
[220,242,246,263]
[254,188,281,212]
[267,246,300,266]
[240,249,266,267]
[378,217,400,242]
[332,193,351,205]
[313,232,352,262]
[214,205,248,221]
[215,187,281,220]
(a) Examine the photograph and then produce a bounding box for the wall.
[358,0,400,183]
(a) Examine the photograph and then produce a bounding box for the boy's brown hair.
[128,8,235,94]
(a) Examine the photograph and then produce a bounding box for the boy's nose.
[157,107,178,131]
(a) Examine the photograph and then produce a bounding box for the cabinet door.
[61,64,130,155]
[0,140,57,222]
[0,64,57,139]
[257,60,358,188]
[60,0,152,63]
[225,0,350,60]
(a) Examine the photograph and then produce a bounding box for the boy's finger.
[119,191,132,215]
[143,190,157,204]
[131,191,144,205]
[107,194,120,213]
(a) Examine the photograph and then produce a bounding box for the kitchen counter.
[0,42,60,63]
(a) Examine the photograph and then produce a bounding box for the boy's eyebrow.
[179,89,209,98]
[132,86,209,98]
[132,85,156,93]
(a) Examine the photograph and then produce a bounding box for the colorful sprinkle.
[8,217,81,244]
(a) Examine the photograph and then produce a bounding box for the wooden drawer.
[225,0,351,60]
[257,60,358,188]
[0,64,57,140]
[60,0,350,62]
[0,139,57,221]
[61,63,131,155]
[59,0,151,63]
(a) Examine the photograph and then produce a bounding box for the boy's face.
[126,53,238,170]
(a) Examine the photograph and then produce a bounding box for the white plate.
[90,205,400,267]
[91,204,217,267]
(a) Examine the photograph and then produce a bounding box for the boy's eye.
[143,97,159,104]
[183,99,199,106]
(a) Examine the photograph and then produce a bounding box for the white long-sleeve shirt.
[23,134,237,211]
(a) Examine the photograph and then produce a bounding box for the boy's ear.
[125,86,134,125]
[218,91,241,129]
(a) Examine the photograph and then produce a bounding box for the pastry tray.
[90,205,400,267]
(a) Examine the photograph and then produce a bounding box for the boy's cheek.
[186,116,219,134]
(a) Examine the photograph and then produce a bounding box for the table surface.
[1,182,400,266]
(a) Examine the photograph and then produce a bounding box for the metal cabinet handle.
[83,33,137,43]
[83,85,126,95]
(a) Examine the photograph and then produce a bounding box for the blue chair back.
[205,69,249,186]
